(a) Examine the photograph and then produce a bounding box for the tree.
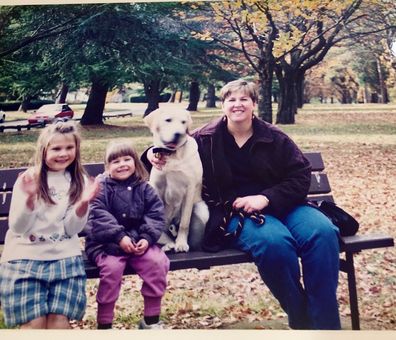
[347,0,396,103]
[206,0,394,123]
[0,5,92,107]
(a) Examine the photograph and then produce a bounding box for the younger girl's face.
[45,133,77,172]
[107,155,135,181]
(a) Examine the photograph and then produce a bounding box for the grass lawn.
[0,102,395,330]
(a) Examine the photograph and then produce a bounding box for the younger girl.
[85,139,169,329]
[0,121,99,329]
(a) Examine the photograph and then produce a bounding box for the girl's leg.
[227,215,310,329]
[19,316,47,329]
[128,245,169,319]
[95,254,128,325]
[283,205,341,329]
[46,314,71,329]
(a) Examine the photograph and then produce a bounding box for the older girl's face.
[222,90,256,125]
[45,133,76,172]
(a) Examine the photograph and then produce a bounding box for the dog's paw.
[174,241,189,253]
[162,242,176,252]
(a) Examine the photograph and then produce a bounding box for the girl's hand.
[75,177,100,217]
[19,171,38,210]
[119,236,137,254]
[134,239,149,255]
[232,195,269,214]
[147,148,168,170]
[81,177,101,203]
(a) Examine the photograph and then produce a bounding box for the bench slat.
[304,152,325,171]
[341,234,394,252]
[309,173,331,194]
[0,167,26,192]
[0,163,105,192]
[0,218,7,243]
[0,152,325,193]
[0,193,11,216]
[83,234,394,279]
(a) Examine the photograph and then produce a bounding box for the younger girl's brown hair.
[105,139,148,182]
[34,121,86,205]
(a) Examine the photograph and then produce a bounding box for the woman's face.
[222,90,256,125]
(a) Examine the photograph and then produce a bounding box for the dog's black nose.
[172,133,181,143]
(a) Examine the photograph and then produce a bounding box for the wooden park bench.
[0,152,393,330]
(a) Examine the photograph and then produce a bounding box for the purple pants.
[95,245,169,324]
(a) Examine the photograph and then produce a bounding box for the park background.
[0,0,395,330]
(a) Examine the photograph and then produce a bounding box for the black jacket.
[85,174,165,262]
[192,116,312,251]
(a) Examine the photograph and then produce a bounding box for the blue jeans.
[227,205,341,329]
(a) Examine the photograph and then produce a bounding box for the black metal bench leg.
[345,252,360,330]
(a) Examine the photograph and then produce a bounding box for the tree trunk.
[143,79,161,116]
[376,58,387,104]
[80,80,108,125]
[169,90,176,103]
[177,91,183,103]
[19,95,32,112]
[363,82,370,103]
[205,83,216,108]
[186,81,200,111]
[56,83,69,104]
[257,75,273,123]
[296,73,304,109]
[276,71,297,124]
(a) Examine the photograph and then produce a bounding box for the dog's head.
[143,108,193,151]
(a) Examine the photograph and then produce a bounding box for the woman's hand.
[75,177,101,217]
[119,236,137,254]
[232,195,269,214]
[134,239,149,256]
[147,147,168,170]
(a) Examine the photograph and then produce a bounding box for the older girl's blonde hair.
[220,79,258,103]
[105,139,148,182]
[34,121,86,205]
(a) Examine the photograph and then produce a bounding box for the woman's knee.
[238,216,298,266]
[285,205,340,249]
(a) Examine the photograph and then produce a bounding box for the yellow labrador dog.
[144,108,209,252]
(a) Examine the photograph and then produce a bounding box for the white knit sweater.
[1,169,88,263]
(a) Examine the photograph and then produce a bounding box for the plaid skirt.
[0,256,87,327]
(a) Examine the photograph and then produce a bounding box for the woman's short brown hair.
[220,79,258,103]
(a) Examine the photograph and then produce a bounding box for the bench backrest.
[0,152,332,245]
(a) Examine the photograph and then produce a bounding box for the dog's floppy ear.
[143,108,162,131]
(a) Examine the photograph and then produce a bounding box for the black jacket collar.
[193,115,274,144]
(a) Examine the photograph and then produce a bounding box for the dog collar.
[152,147,176,157]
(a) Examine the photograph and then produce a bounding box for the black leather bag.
[307,200,359,236]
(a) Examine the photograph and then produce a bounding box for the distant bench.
[0,152,393,330]
[0,122,45,133]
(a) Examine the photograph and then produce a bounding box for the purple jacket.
[192,116,311,251]
[85,174,165,262]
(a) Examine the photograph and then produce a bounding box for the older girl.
[0,121,99,329]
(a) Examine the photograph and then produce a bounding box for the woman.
[148,79,341,329]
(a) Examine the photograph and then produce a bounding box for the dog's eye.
[165,118,172,123]
[181,120,186,124]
